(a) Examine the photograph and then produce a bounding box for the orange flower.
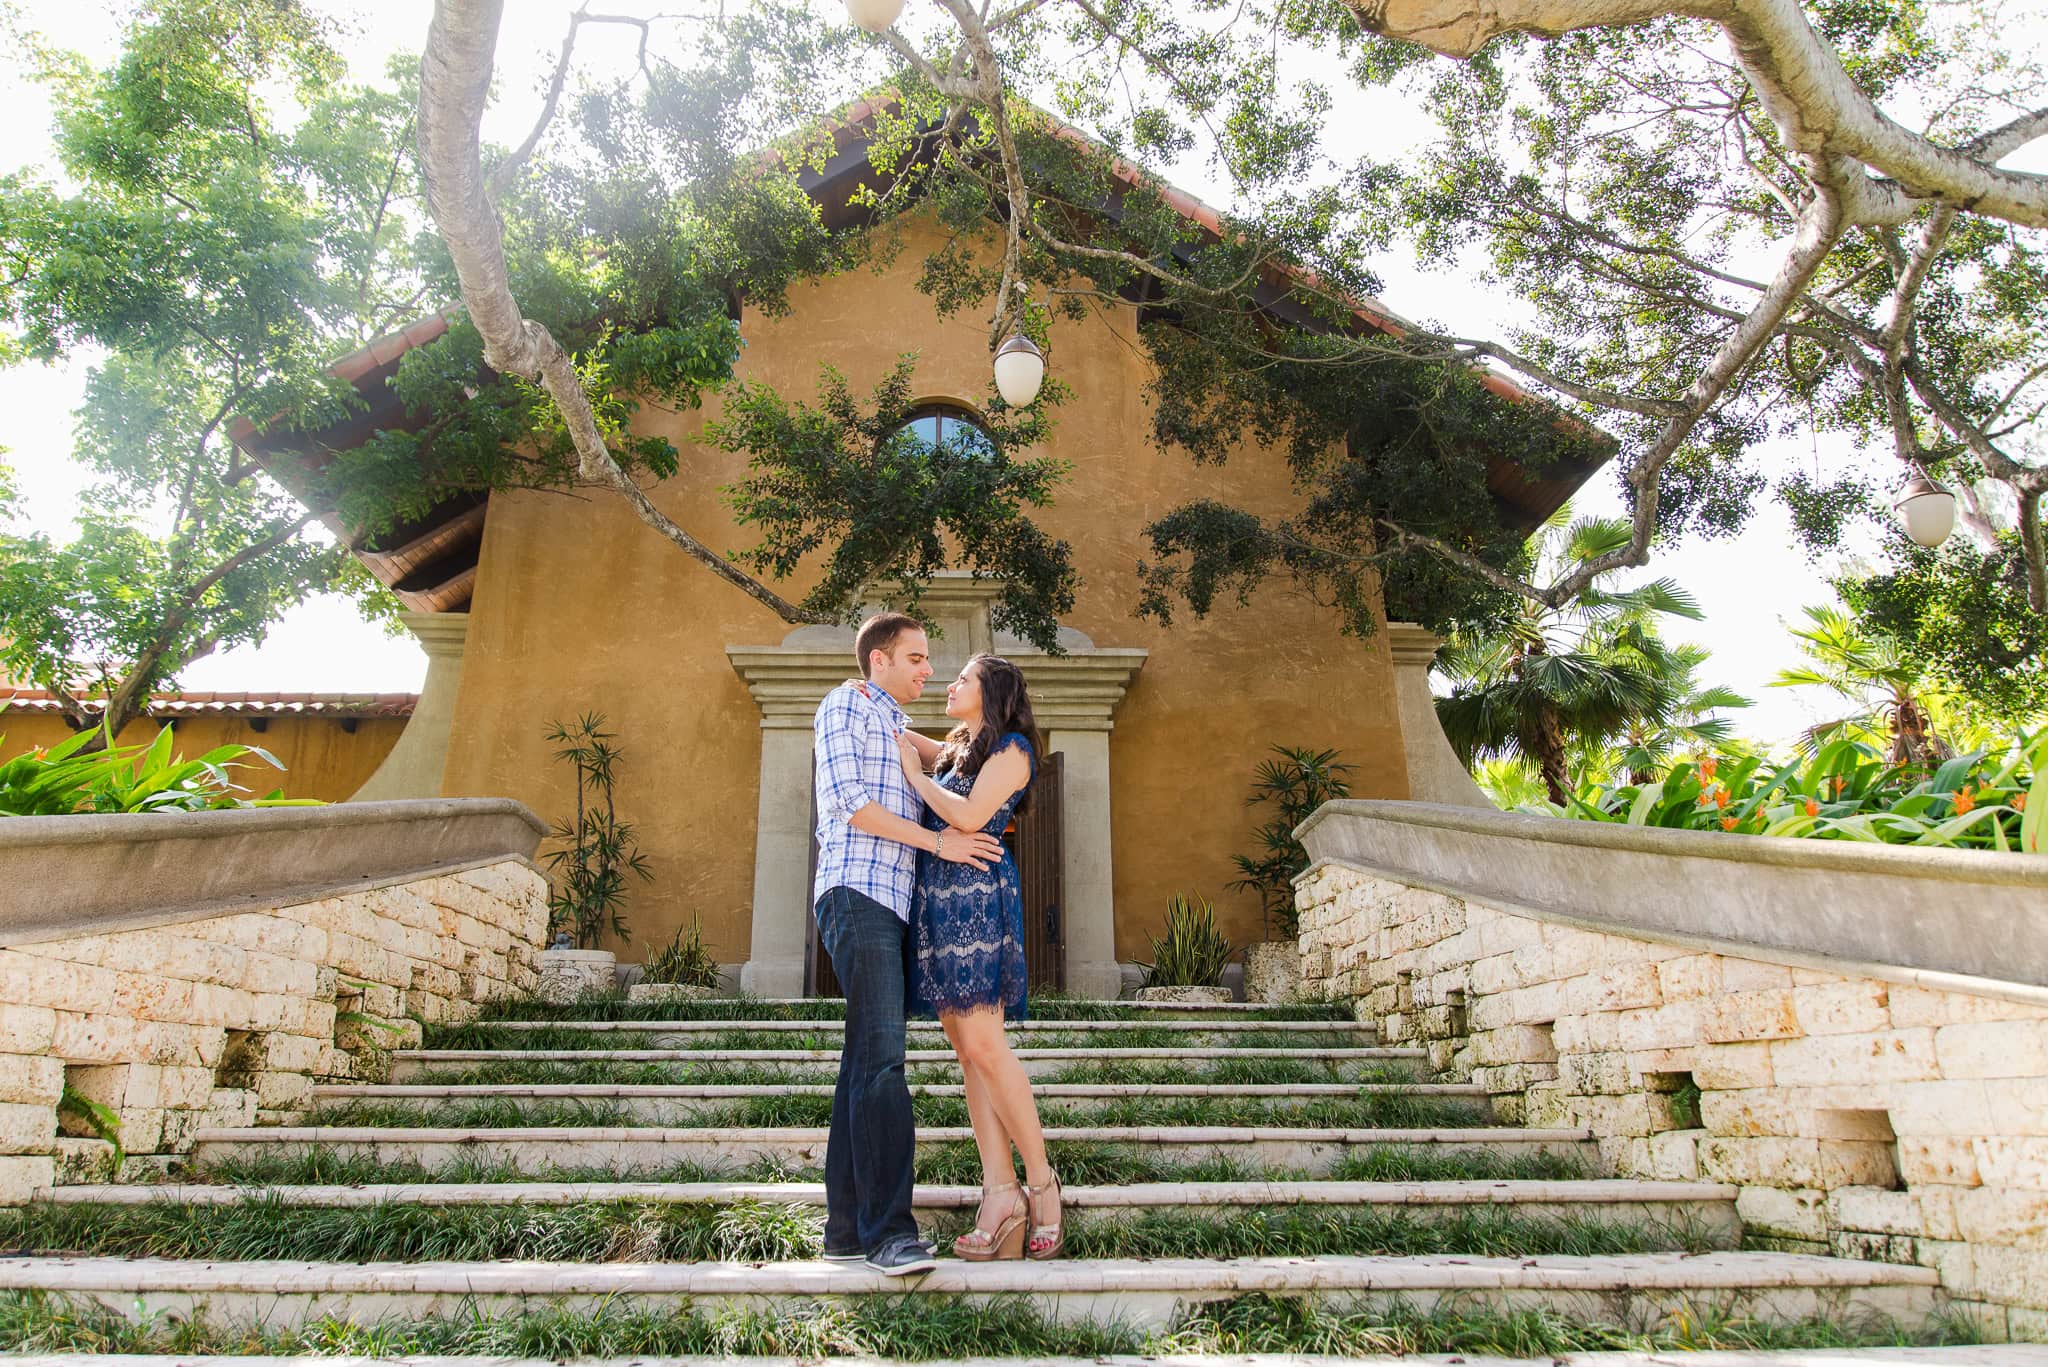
[1804,797,1820,817]
[1714,787,1731,809]
[1720,815,1739,831]
[2016,793,2029,813]
[1831,776,1846,795]
[1953,786,1977,814]
[1698,757,1718,782]
[1696,789,1714,808]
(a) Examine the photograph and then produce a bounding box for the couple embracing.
[810,611,1064,1276]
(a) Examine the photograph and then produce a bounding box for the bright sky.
[1,0,2020,740]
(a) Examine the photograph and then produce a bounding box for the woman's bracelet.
[934,830,945,859]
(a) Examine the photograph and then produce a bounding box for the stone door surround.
[728,574,1146,1000]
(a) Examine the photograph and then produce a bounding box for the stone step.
[389,1046,1426,1082]
[7,1351,2042,1367]
[309,1080,1495,1122]
[0,1251,1942,1332]
[626,996,1349,1015]
[35,1177,1740,1241]
[460,1018,1378,1039]
[189,1124,1595,1176]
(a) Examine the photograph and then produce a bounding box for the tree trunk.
[415,1,827,627]
[1530,705,1573,807]
[1890,688,1942,770]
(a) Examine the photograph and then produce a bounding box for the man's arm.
[848,802,1002,868]
[816,688,1000,867]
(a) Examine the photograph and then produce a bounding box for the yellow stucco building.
[235,135,1593,997]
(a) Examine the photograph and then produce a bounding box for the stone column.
[738,724,815,998]
[1385,622,1492,809]
[349,611,468,802]
[1046,728,1121,1000]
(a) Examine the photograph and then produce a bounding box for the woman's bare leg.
[946,1007,1052,1190]
[943,1013,1024,1240]
[943,1015,1015,1186]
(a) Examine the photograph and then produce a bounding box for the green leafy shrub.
[1551,733,2044,853]
[644,919,721,988]
[1139,894,1235,988]
[541,713,652,949]
[0,723,310,816]
[1230,746,1354,941]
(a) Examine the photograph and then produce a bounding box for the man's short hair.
[855,612,924,678]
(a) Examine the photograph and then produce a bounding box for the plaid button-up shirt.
[811,681,921,919]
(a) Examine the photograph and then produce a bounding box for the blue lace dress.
[910,733,1034,1021]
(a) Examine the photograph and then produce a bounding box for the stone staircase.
[0,993,2008,1363]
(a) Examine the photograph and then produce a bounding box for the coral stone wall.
[0,860,546,1202]
[1297,863,2048,1338]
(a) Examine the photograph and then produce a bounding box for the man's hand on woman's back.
[939,828,1004,868]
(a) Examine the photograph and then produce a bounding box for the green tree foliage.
[1433,509,1721,804]
[0,2,866,738]
[714,357,1076,649]
[0,2,419,738]
[1837,533,2048,727]
[1329,0,2048,640]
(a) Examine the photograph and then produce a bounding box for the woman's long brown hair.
[937,654,1043,815]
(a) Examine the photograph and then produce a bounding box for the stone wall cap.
[0,797,541,851]
[1298,798,2048,888]
[0,798,544,947]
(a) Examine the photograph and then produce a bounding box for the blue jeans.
[814,886,919,1254]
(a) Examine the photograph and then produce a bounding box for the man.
[812,611,1002,1275]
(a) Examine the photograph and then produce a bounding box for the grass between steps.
[465,994,1350,1025]
[0,1196,1714,1263]
[303,1090,1484,1131]
[399,1057,1417,1089]
[421,1024,1369,1052]
[0,1288,1978,1358]
[188,1144,1590,1189]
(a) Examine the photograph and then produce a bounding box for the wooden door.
[1016,750,1066,993]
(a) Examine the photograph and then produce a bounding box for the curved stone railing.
[1292,799,2048,1331]
[0,798,550,1201]
[1298,799,2048,993]
[0,799,545,948]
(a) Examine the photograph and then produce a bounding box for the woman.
[894,653,1062,1261]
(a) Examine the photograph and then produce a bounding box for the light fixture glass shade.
[844,0,906,32]
[1893,472,1957,549]
[992,332,1045,406]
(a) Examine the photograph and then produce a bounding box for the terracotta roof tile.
[0,689,417,719]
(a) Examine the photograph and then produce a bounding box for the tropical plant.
[0,722,307,816]
[1473,757,1551,813]
[644,920,721,989]
[1230,746,1355,942]
[1614,644,1753,784]
[1434,509,1716,806]
[1771,605,1950,768]
[1138,895,1235,990]
[1561,734,2044,855]
[56,1085,124,1174]
[540,714,652,950]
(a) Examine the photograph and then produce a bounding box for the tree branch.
[1345,0,2048,227]
[418,0,827,626]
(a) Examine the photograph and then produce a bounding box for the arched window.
[885,404,998,462]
